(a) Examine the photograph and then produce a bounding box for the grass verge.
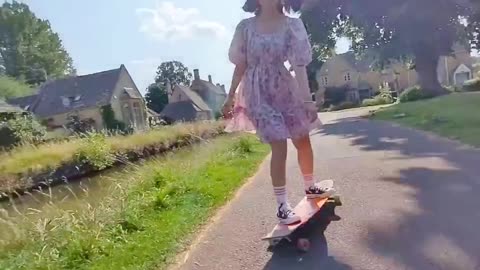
[0,134,269,269]
[373,92,480,147]
[0,121,225,193]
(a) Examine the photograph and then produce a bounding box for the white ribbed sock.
[273,185,287,205]
[303,174,314,189]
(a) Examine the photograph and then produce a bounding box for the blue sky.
[20,0,350,94]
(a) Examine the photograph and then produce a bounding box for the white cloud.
[136,1,228,41]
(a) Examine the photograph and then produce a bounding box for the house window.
[133,102,144,128]
[322,77,328,86]
[344,73,351,81]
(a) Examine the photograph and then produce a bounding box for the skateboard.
[261,180,342,252]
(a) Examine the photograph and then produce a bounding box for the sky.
[19,0,350,94]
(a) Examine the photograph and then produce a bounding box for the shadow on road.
[317,117,480,269]
[263,219,352,270]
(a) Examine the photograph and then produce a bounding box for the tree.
[0,76,34,99]
[145,83,169,113]
[301,0,479,97]
[0,1,75,84]
[145,61,193,113]
[154,61,192,86]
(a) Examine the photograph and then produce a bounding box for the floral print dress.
[225,16,321,143]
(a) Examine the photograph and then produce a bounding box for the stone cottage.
[8,65,147,132]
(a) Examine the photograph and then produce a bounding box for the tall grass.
[0,121,224,191]
[0,134,269,269]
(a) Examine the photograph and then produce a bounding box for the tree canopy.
[145,61,193,113]
[301,0,480,96]
[0,1,75,84]
[0,76,34,99]
[154,61,192,86]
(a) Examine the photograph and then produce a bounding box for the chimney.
[193,69,200,81]
[208,75,212,83]
[166,80,173,103]
[221,84,226,93]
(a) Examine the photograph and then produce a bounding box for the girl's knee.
[293,136,311,150]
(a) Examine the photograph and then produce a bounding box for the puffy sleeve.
[287,18,312,66]
[228,19,248,65]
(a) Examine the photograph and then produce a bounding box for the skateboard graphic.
[261,180,342,252]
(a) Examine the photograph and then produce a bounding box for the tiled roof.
[160,101,198,122]
[176,85,212,112]
[30,66,123,117]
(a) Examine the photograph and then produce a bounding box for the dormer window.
[344,72,351,81]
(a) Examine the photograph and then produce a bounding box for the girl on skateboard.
[222,0,335,225]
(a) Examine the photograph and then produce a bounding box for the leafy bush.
[362,86,394,106]
[324,86,348,107]
[329,101,358,111]
[399,86,432,103]
[0,76,34,99]
[101,105,127,133]
[462,78,480,92]
[75,132,114,170]
[0,114,46,148]
[65,115,95,134]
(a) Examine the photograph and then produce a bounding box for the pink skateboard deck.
[262,180,340,248]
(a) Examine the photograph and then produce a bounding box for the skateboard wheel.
[269,239,281,247]
[332,196,342,206]
[297,238,310,252]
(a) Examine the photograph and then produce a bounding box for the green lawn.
[0,134,269,269]
[373,92,480,147]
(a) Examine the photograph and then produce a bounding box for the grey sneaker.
[305,182,336,199]
[277,203,301,225]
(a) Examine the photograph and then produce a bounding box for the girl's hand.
[304,101,318,123]
[222,97,235,119]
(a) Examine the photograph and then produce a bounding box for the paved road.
[171,107,480,270]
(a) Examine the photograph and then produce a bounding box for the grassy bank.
[373,92,480,147]
[0,121,225,193]
[0,134,269,269]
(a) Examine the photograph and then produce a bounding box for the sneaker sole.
[306,189,336,200]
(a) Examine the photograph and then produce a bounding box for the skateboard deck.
[262,180,340,249]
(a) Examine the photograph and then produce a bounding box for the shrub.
[362,87,394,107]
[329,101,357,111]
[324,86,348,107]
[0,76,34,99]
[65,115,95,134]
[462,78,480,92]
[75,132,114,170]
[0,114,46,148]
[399,86,432,103]
[101,105,127,133]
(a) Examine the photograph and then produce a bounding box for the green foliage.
[65,115,95,134]
[101,105,126,132]
[363,84,395,106]
[0,76,34,99]
[75,132,114,170]
[329,101,358,111]
[0,1,75,82]
[0,135,269,269]
[399,86,433,103]
[0,114,45,148]
[154,61,192,86]
[462,78,480,92]
[302,0,477,97]
[324,86,348,107]
[232,136,254,154]
[145,83,168,113]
